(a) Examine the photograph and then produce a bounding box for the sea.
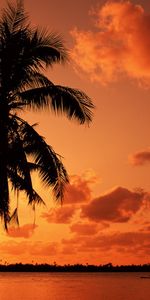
[0,272,149,300]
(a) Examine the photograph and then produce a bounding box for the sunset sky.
[1,0,150,266]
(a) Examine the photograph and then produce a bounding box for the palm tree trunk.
[0,39,10,229]
[0,108,10,229]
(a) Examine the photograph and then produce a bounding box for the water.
[0,272,149,300]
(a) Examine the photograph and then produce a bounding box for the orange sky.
[1,0,150,265]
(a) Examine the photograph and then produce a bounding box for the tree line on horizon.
[0,262,150,272]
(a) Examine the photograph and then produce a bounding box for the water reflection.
[0,272,149,300]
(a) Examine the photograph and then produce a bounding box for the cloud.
[0,241,29,256]
[129,150,150,166]
[42,171,99,224]
[64,173,95,204]
[139,225,150,232]
[0,241,59,257]
[28,242,58,256]
[8,224,38,238]
[85,231,150,255]
[42,205,76,224]
[70,222,99,235]
[62,230,150,253]
[81,186,145,223]
[71,1,150,85]
[70,221,109,235]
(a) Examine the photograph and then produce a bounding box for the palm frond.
[19,85,94,124]
[23,72,54,89]
[8,169,45,208]
[9,207,19,226]
[0,30,68,94]
[28,190,46,207]
[29,28,68,66]
[7,118,34,202]
[1,0,28,34]
[0,2,68,95]
[11,71,54,96]
[15,116,69,200]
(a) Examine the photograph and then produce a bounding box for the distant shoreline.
[0,263,150,272]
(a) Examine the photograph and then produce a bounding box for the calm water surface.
[0,272,149,300]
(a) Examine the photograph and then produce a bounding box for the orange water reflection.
[0,272,149,300]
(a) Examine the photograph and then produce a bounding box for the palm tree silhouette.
[0,1,94,229]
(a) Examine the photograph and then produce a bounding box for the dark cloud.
[42,205,76,224]
[81,186,145,223]
[64,174,92,204]
[129,150,150,166]
[8,224,38,238]
[62,230,150,254]
[42,172,99,224]
[70,222,99,235]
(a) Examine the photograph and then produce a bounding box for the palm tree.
[0,0,94,229]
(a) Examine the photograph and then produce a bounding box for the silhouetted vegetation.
[0,262,150,272]
[0,0,94,229]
